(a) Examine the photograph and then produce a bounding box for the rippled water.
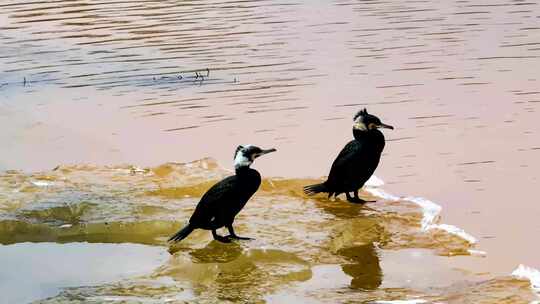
[1,0,540,303]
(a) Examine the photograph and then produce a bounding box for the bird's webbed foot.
[215,235,233,243]
[347,196,368,204]
[346,191,368,204]
[228,235,254,241]
[226,225,254,241]
[212,230,232,243]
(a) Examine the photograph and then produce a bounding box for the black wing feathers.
[189,175,238,225]
[327,140,362,185]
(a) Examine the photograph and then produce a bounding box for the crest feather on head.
[353,108,368,121]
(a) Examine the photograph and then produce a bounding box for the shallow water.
[1,0,540,303]
[0,242,168,303]
[0,160,537,303]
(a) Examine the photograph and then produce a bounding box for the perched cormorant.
[304,108,393,203]
[169,145,276,243]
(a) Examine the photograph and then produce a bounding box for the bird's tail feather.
[303,183,328,196]
[168,224,194,243]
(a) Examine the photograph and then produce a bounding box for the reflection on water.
[0,159,536,303]
[0,242,168,304]
[162,246,312,303]
[188,240,243,263]
[338,243,382,290]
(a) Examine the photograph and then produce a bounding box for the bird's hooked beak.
[377,122,394,130]
[255,148,277,158]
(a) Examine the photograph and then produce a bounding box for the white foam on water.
[403,196,442,230]
[467,249,487,257]
[365,175,385,187]
[429,223,478,244]
[31,180,52,187]
[403,197,476,244]
[365,187,400,201]
[365,176,479,245]
[130,166,146,174]
[512,264,540,294]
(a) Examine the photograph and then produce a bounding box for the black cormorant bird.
[169,145,276,243]
[304,108,393,203]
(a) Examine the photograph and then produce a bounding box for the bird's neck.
[353,128,383,141]
[353,128,369,140]
[235,166,253,175]
[235,166,261,185]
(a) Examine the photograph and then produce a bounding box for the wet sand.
[1,0,540,302]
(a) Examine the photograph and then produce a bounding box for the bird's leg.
[345,192,357,202]
[353,190,365,203]
[347,190,367,204]
[355,189,377,203]
[226,224,253,240]
[212,229,231,243]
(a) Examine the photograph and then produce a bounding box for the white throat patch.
[354,118,367,131]
[234,145,254,169]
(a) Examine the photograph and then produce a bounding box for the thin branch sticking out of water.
[153,68,212,86]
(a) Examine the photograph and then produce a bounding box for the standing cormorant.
[169,145,276,243]
[304,108,393,203]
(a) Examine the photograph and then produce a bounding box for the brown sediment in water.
[0,159,537,303]
[0,159,472,256]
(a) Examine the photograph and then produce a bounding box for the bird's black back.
[189,167,261,229]
[326,129,386,193]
